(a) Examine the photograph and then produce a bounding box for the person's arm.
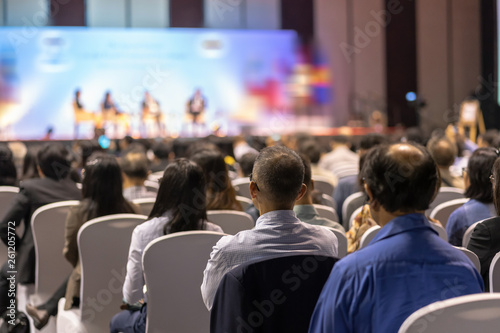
[467,222,492,278]
[122,226,145,304]
[62,206,82,267]
[0,187,30,246]
[445,210,462,246]
[201,236,231,310]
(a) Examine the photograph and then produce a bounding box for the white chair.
[320,194,337,210]
[453,246,481,272]
[207,210,254,235]
[359,225,381,249]
[132,197,156,216]
[431,222,448,242]
[349,206,363,230]
[142,231,226,333]
[312,176,334,196]
[147,171,163,182]
[489,252,500,292]
[398,293,500,333]
[236,196,253,210]
[321,226,347,258]
[232,177,251,199]
[425,187,465,215]
[342,192,365,229]
[30,201,80,305]
[462,221,481,248]
[56,214,147,333]
[314,204,339,222]
[0,186,19,263]
[144,180,159,193]
[429,198,468,229]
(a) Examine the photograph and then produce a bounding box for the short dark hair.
[120,152,149,180]
[479,130,499,148]
[298,140,321,163]
[427,136,457,167]
[299,153,312,187]
[239,153,258,177]
[492,158,500,215]
[465,148,498,202]
[359,133,388,151]
[253,146,304,205]
[0,145,17,186]
[152,142,170,159]
[361,143,439,213]
[332,135,350,145]
[37,143,71,180]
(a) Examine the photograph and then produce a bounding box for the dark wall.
[281,0,314,45]
[170,0,204,28]
[385,0,418,127]
[50,0,85,26]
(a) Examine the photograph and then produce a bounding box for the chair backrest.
[359,225,381,249]
[207,210,254,235]
[430,222,448,242]
[78,214,147,332]
[210,255,338,333]
[0,186,19,218]
[398,293,500,333]
[147,171,163,182]
[342,192,365,228]
[31,201,80,302]
[321,226,347,258]
[236,196,253,211]
[489,251,500,292]
[429,198,468,229]
[320,194,337,210]
[349,206,363,230]
[314,204,339,222]
[132,197,156,216]
[144,180,159,193]
[425,187,465,216]
[453,246,481,272]
[312,176,334,196]
[143,231,226,333]
[232,178,251,199]
[462,221,481,248]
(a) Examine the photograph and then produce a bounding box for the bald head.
[427,136,457,168]
[362,143,439,213]
[253,145,304,206]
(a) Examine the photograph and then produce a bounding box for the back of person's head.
[149,159,207,234]
[299,154,312,188]
[402,127,427,146]
[359,133,389,152]
[427,136,457,168]
[82,153,132,219]
[0,145,17,186]
[120,152,149,180]
[78,140,104,168]
[465,148,498,203]
[37,143,71,180]
[253,145,305,207]
[298,139,321,164]
[239,152,258,177]
[22,147,40,180]
[478,130,499,148]
[152,142,170,160]
[186,141,220,158]
[332,135,351,147]
[361,143,439,213]
[491,158,500,215]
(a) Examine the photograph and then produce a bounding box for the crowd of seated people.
[0,126,499,332]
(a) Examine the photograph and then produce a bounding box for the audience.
[467,157,500,291]
[120,152,157,201]
[427,135,465,189]
[477,129,498,148]
[446,148,498,246]
[190,149,242,211]
[299,139,338,187]
[319,135,358,180]
[236,152,257,178]
[294,155,344,232]
[149,141,171,173]
[0,145,17,186]
[21,147,41,180]
[201,145,338,310]
[26,153,138,329]
[110,159,223,333]
[309,143,483,333]
[0,143,81,317]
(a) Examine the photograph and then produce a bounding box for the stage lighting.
[405,92,417,102]
[98,135,111,149]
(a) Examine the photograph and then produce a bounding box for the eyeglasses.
[249,173,260,191]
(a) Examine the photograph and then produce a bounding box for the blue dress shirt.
[446,199,495,246]
[309,213,484,333]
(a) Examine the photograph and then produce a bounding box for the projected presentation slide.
[0,27,318,140]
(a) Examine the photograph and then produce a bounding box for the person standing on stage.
[141,91,164,137]
[186,89,206,136]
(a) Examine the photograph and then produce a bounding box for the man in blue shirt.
[309,143,484,333]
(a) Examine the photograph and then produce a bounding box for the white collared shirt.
[201,210,338,310]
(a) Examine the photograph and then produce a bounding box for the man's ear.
[295,184,307,202]
[364,183,380,211]
[249,181,259,199]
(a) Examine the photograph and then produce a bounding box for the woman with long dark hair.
[0,145,17,186]
[190,149,242,211]
[26,153,138,329]
[110,159,223,333]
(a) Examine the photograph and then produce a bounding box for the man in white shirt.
[201,145,338,310]
[120,151,157,201]
[318,136,359,180]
